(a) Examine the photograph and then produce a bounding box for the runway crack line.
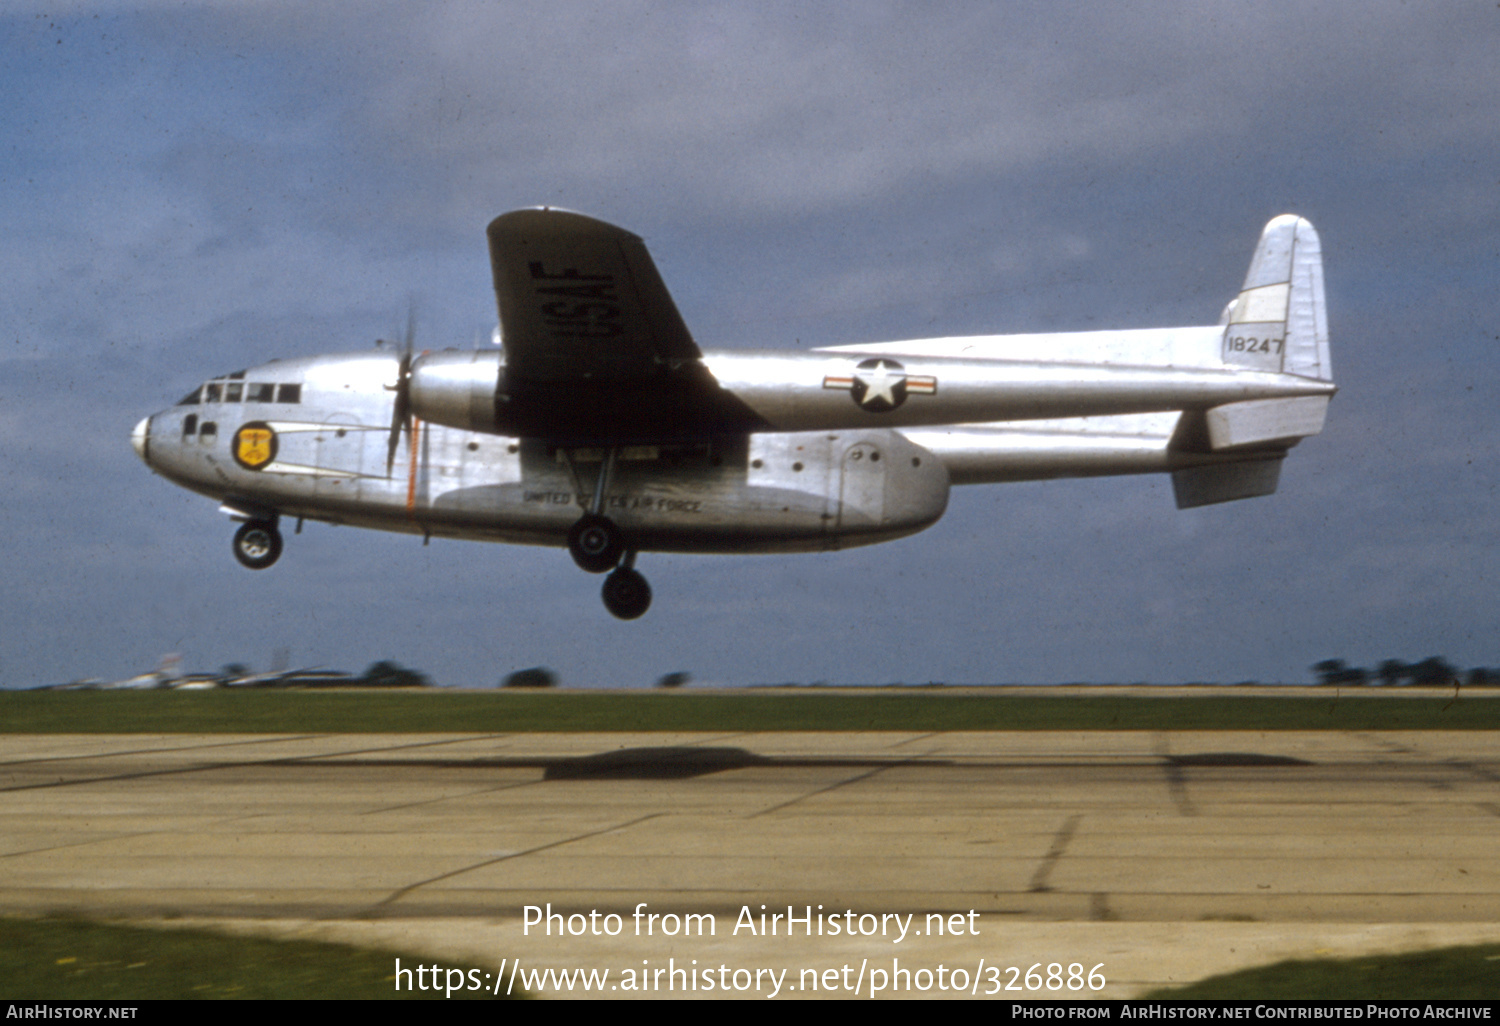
[0,761,268,792]
[1027,814,1081,893]
[271,734,518,763]
[370,812,666,909]
[0,735,320,768]
[1153,733,1197,817]
[0,829,164,861]
[892,731,944,748]
[362,779,542,815]
[684,732,757,746]
[0,735,518,793]
[749,761,910,817]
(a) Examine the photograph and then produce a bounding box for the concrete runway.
[3,730,1499,998]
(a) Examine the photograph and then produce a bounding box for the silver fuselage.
[132,329,1333,555]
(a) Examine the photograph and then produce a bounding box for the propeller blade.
[386,352,412,477]
[385,305,419,477]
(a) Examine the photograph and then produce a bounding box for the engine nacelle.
[408,349,504,434]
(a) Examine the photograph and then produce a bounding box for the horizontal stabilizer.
[1206,396,1329,451]
[1172,458,1282,509]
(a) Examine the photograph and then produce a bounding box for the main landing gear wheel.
[601,566,652,620]
[568,513,624,573]
[232,520,283,570]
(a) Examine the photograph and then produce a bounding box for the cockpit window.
[228,370,245,380]
[186,379,296,404]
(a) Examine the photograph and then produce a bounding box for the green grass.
[0,917,517,1000]
[2,688,1498,733]
[1142,943,1500,999]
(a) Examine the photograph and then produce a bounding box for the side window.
[246,383,275,402]
[182,414,198,438]
[200,421,218,442]
[276,383,301,404]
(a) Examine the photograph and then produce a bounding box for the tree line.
[1311,657,1499,687]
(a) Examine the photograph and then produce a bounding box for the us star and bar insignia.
[823,358,937,413]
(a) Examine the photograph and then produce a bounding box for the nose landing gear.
[232,519,283,570]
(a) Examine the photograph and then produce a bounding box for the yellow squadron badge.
[232,422,277,470]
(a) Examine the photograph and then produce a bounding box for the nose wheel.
[232,520,283,570]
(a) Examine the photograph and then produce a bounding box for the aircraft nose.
[131,416,152,463]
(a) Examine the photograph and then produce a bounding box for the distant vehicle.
[44,654,182,690]
[132,210,1334,619]
[39,660,353,691]
[170,674,222,690]
[218,667,359,688]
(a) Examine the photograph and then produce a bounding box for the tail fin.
[1171,216,1334,508]
[1220,214,1331,382]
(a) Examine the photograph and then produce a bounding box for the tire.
[233,520,282,570]
[567,513,624,573]
[601,567,651,620]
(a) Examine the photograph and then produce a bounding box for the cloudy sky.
[3,2,1496,687]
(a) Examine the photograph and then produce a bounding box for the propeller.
[384,309,416,477]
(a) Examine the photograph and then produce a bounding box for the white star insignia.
[856,361,902,407]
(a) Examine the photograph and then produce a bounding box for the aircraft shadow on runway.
[1165,753,1311,767]
[0,747,1323,794]
[280,746,1311,781]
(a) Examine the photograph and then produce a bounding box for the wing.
[487,208,765,443]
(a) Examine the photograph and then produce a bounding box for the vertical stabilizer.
[1220,215,1331,381]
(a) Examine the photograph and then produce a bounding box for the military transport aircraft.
[131,209,1334,619]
